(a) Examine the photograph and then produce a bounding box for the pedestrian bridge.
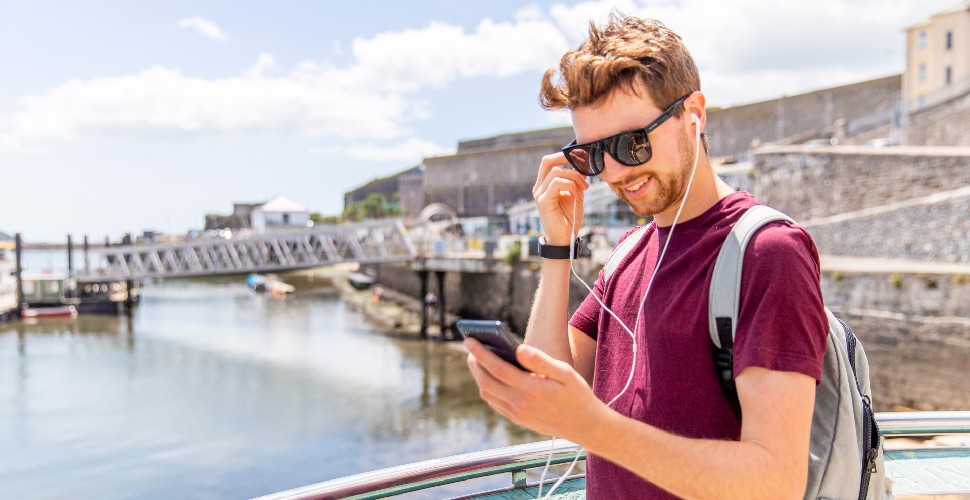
[77,219,416,281]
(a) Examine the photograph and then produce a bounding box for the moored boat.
[21,305,78,319]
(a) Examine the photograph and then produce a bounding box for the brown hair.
[540,14,700,114]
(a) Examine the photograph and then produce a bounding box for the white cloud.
[309,138,453,164]
[178,16,229,42]
[0,0,956,155]
[0,13,571,153]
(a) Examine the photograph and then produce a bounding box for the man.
[465,14,828,499]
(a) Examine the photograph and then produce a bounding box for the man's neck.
[653,169,733,227]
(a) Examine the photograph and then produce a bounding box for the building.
[905,1,970,112]
[251,195,310,233]
[343,166,421,211]
[421,127,574,218]
[206,196,311,233]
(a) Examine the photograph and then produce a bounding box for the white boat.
[248,274,296,295]
[257,412,970,500]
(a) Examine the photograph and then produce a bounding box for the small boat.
[21,305,78,319]
[247,274,295,295]
[346,272,376,290]
[256,411,970,500]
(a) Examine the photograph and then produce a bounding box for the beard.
[608,129,695,218]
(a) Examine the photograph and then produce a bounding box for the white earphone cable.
[538,116,702,498]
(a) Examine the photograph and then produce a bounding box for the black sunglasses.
[562,93,691,176]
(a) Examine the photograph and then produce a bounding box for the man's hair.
[540,14,700,115]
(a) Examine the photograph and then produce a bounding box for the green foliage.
[504,241,522,265]
[832,271,844,282]
[309,212,341,224]
[343,193,404,222]
[890,273,903,290]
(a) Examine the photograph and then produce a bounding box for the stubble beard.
[610,130,695,218]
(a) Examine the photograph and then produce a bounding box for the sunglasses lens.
[614,130,651,165]
[566,146,600,175]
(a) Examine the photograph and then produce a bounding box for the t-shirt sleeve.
[732,222,828,382]
[569,267,605,340]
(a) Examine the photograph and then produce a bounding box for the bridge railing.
[77,219,417,281]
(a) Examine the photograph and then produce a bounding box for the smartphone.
[455,320,527,371]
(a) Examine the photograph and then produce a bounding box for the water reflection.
[0,275,539,499]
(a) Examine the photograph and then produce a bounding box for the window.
[946,31,953,50]
[282,213,290,225]
[919,63,927,82]
[919,31,927,49]
[946,66,953,85]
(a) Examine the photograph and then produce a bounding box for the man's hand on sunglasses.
[532,152,589,246]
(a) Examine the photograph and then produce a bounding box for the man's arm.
[522,152,596,382]
[523,259,596,383]
[465,342,815,499]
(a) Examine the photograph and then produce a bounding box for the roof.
[0,231,12,242]
[259,195,308,213]
[906,1,970,30]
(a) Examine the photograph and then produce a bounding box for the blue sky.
[0,0,955,241]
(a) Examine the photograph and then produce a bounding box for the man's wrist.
[538,236,588,260]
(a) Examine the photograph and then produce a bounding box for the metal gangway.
[77,219,417,281]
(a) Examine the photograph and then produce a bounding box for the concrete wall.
[751,146,970,221]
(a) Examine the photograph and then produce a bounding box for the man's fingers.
[464,338,528,387]
[517,344,573,382]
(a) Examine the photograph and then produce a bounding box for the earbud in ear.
[691,113,700,125]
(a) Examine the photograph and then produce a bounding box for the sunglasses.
[562,93,691,176]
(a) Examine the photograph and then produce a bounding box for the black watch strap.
[538,236,579,259]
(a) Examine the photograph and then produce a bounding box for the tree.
[342,193,403,221]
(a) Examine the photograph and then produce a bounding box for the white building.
[251,195,311,233]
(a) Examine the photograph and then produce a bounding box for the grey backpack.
[602,205,892,500]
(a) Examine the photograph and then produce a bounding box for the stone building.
[421,127,574,217]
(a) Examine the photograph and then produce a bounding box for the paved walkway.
[820,254,970,275]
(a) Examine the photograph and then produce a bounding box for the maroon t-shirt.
[569,192,827,499]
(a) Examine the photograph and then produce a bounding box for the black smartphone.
[455,320,527,371]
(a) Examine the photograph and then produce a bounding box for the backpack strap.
[602,224,650,284]
[708,205,794,417]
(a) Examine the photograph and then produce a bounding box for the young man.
[464,14,828,499]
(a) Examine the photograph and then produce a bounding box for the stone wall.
[806,193,970,263]
[372,259,599,334]
[907,90,970,146]
[751,146,970,221]
[838,312,970,411]
[423,131,573,216]
[706,75,901,159]
[820,271,970,319]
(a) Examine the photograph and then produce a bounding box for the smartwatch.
[538,236,583,259]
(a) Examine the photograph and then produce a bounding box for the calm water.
[0,275,539,499]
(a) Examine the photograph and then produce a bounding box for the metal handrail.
[257,411,970,500]
[876,410,970,436]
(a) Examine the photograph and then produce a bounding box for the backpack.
[601,205,891,500]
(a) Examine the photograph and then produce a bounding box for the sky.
[0,0,957,242]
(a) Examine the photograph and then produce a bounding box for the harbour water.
[0,274,540,499]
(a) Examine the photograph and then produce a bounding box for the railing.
[256,411,970,500]
[255,439,584,500]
